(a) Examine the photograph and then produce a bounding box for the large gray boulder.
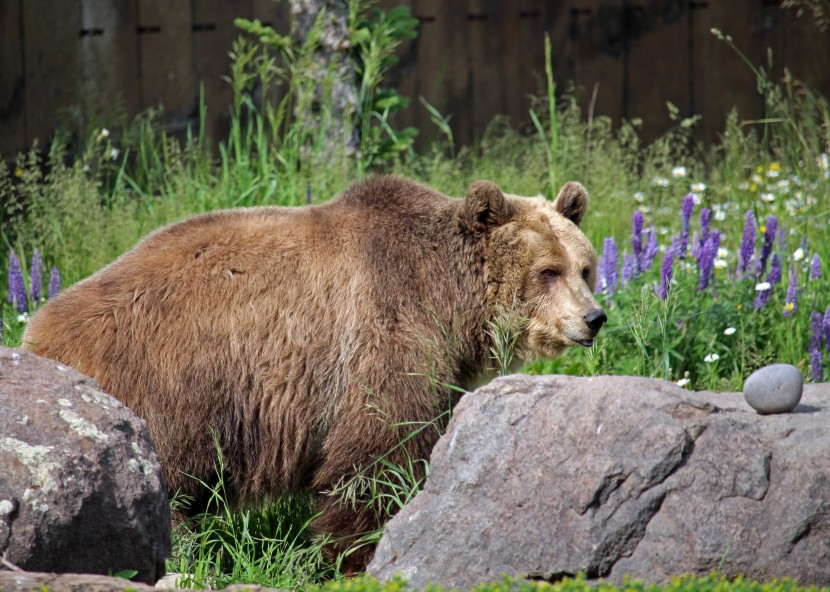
[0,346,170,585]
[369,374,830,588]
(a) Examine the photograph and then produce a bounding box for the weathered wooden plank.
[564,0,626,129]
[0,0,26,157]
[138,0,197,125]
[414,0,472,147]
[193,0,253,143]
[468,0,508,140]
[81,0,141,124]
[690,1,765,146]
[22,1,83,147]
[626,0,691,143]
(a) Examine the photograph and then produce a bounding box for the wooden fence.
[2,0,829,158]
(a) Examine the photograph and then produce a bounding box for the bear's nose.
[584,308,607,334]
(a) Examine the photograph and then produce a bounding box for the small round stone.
[743,363,803,414]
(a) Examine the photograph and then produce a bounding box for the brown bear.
[22,175,606,571]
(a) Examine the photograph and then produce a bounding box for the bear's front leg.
[310,378,444,573]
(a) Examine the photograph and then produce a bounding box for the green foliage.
[169,440,335,589]
[311,573,829,592]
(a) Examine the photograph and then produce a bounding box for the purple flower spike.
[738,210,756,277]
[632,211,644,276]
[783,267,798,317]
[678,194,695,258]
[768,253,783,286]
[598,237,619,296]
[48,267,61,299]
[823,305,830,352]
[7,252,27,313]
[621,251,634,286]
[643,226,658,272]
[30,249,43,304]
[809,253,821,281]
[697,231,720,291]
[757,215,777,277]
[699,208,711,247]
[810,310,823,382]
[657,248,675,300]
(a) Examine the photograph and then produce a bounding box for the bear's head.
[460,180,606,361]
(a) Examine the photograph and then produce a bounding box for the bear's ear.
[552,181,589,226]
[459,180,509,234]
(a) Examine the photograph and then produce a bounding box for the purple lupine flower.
[783,267,798,317]
[699,208,711,250]
[48,267,61,299]
[823,305,830,352]
[30,249,43,304]
[657,248,675,300]
[768,253,783,286]
[809,253,821,281]
[697,231,720,291]
[690,231,701,262]
[631,211,644,276]
[756,215,777,277]
[810,310,823,382]
[7,252,27,313]
[621,251,634,286]
[738,210,756,277]
[597,237,619,296]
[643,226,659,272]
[678,194,694,258]
[755,252,783,309]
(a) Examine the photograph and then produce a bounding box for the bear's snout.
[583,308,607,335]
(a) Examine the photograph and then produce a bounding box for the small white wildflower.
[818,153,829,170]
[724,327,736,336]
[652,176,670,187]
[101,128,110,138]
[752,174,763,184]
[704,353,720,363]
[690,182,707,193]
[738,181,750,190]
[714,210,727,221]
[714,258,728,270]
[82,163,90,172]
[760,192,775,203]
[690,192,702,205]
[776,179,790,191]
[793,247,805,261]
[676,378,690,387]
[717,247,729,258]
[754,282,771,291]
[658,226,669,235]
[766,168,780,178]
[17,313,28,324]
[672,166,687,178]
[637,205,651,214]
[110,147,120,160]
[633,191,645,202]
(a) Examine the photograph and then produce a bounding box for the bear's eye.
[582,268,590,281]
[541,269,561,280]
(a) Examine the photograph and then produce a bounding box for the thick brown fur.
[22,176,604,571]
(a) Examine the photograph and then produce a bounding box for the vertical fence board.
[626,0,691,144]
[22,2,82,147]
[415,0,472,147]
[0,0,26,157]
[193,0,252,142]
[468,0,508,139]
[691,2,765,146]
[376,0,420,142]
[764,4,830,137]
[565,0,626,129]
[138,0,197,127]
[81,0,141,126]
